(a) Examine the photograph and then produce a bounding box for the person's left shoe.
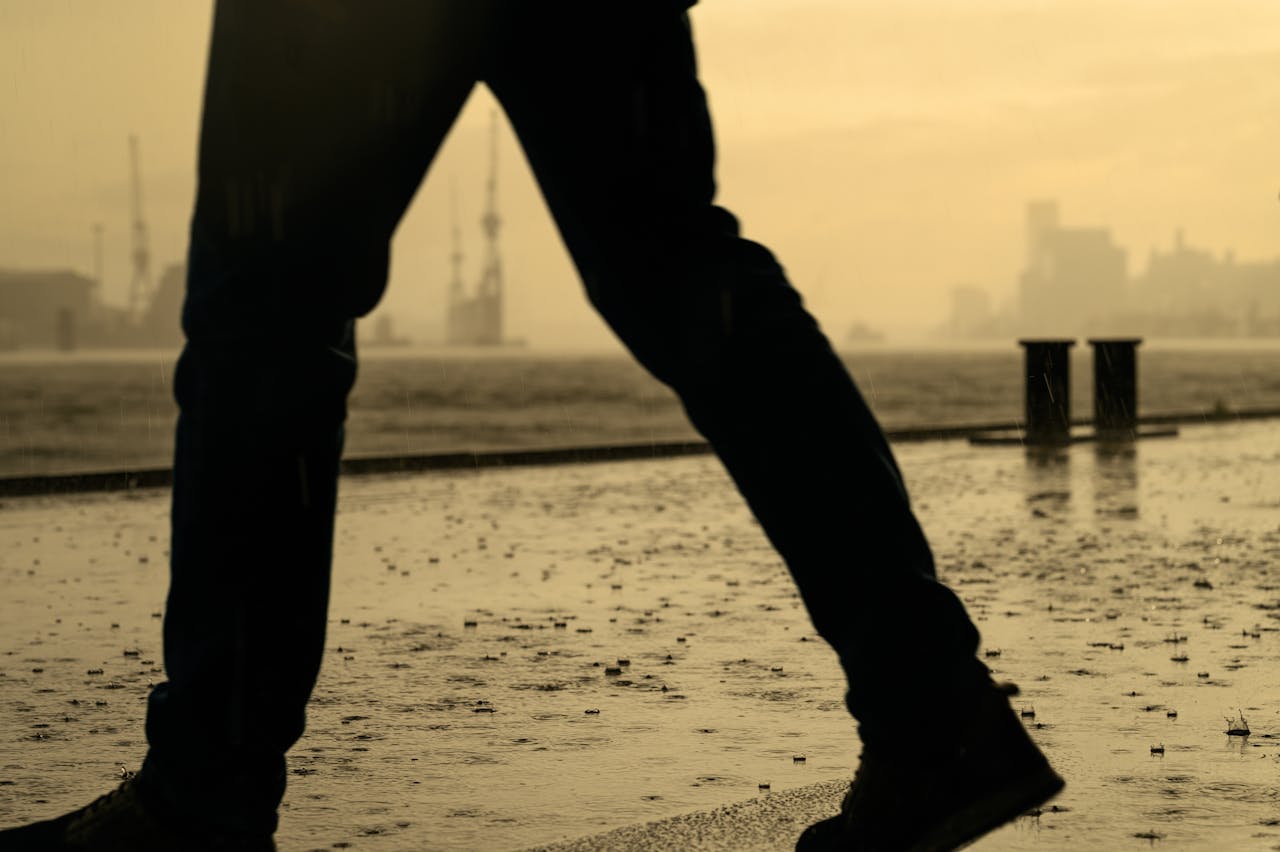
[796,681,1063,852]
[0,776,276,851]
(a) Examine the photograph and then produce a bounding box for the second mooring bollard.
[1020,338,1075,445]
[1089,338,1142,439]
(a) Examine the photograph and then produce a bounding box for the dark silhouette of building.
[945,285,996,338]
[0,262,184,351]
[845,321,886,344]
[1138,229,1215,314]
[1231,258,1280,337]
[1018,201,1127,336]
[136,263,185,347]
[1123,231,1280,337]
[366,313,410,347]
[0,268,96,349]
[938,203,1280,341]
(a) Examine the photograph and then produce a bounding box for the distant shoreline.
[4,410,1280,498]
[5,336,1280,365]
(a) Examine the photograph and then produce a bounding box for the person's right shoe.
[796,681,1064,852]
[0,775,276,851]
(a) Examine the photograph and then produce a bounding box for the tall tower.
[444,113,506,346]
[1025,200,1059,270]
[1019,199,1060,332]
[92,222,104,317]
[475,111,503,345]
[126,135,153,322]
[446,179,467,344]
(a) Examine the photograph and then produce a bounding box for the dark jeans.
[139,1,988,834]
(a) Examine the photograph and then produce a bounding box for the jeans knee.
[182,218,390,342]
[174,330,357,451]
[593,264,816,392]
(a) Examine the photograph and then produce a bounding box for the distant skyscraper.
[947,285,993,337]
[1024,200,1059,263]
[1018,200,1126,335]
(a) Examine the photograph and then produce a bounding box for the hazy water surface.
[2,343,1280,476]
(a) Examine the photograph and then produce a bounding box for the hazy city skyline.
[2,0,1278,348]
[941,201,1280,340]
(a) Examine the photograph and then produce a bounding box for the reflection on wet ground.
[0,420,1278,850]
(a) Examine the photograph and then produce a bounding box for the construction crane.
[478,111,502,288]
[446,178,466,342]
[91,222,103,316]
[445,111,506,346]
[481,112,504,342]
[126,135,153,322]
[474,111,503,344]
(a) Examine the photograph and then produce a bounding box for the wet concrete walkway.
[1,419,1278,850]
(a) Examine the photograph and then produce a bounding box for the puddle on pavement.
[1,420,1279,850]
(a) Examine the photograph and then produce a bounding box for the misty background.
[1,0,1277,348]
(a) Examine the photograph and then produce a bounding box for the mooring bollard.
[1088,338,1141,439]
[1019,338,1075,445]
[971,337,1176,447]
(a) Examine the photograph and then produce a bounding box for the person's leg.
[142,3,485,836]
[486,3,985,745]
[0,3,479,845]
[486,7,1061,848]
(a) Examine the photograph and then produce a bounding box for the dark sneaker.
[797,682,1064,852]
[0,776,275,851]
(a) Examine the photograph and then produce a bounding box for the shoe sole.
[908,764,1065,852]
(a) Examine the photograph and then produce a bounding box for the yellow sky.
[1,1,1277,346]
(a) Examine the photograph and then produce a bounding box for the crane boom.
[127,134,153,322]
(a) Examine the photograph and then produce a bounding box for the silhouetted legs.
[142,1,989,836]
[138,3,479,834]
[486,6,990,739]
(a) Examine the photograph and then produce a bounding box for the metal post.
[1019,339,1075,445]
[1089,337,1142,440]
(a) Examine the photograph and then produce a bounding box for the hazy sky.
[1,1,1277,347]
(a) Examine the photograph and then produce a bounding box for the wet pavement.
[1,419,1278,850]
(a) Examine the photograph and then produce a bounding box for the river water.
[3,341,1280,477]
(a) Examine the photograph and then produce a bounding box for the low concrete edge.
[2,407,1277,498]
